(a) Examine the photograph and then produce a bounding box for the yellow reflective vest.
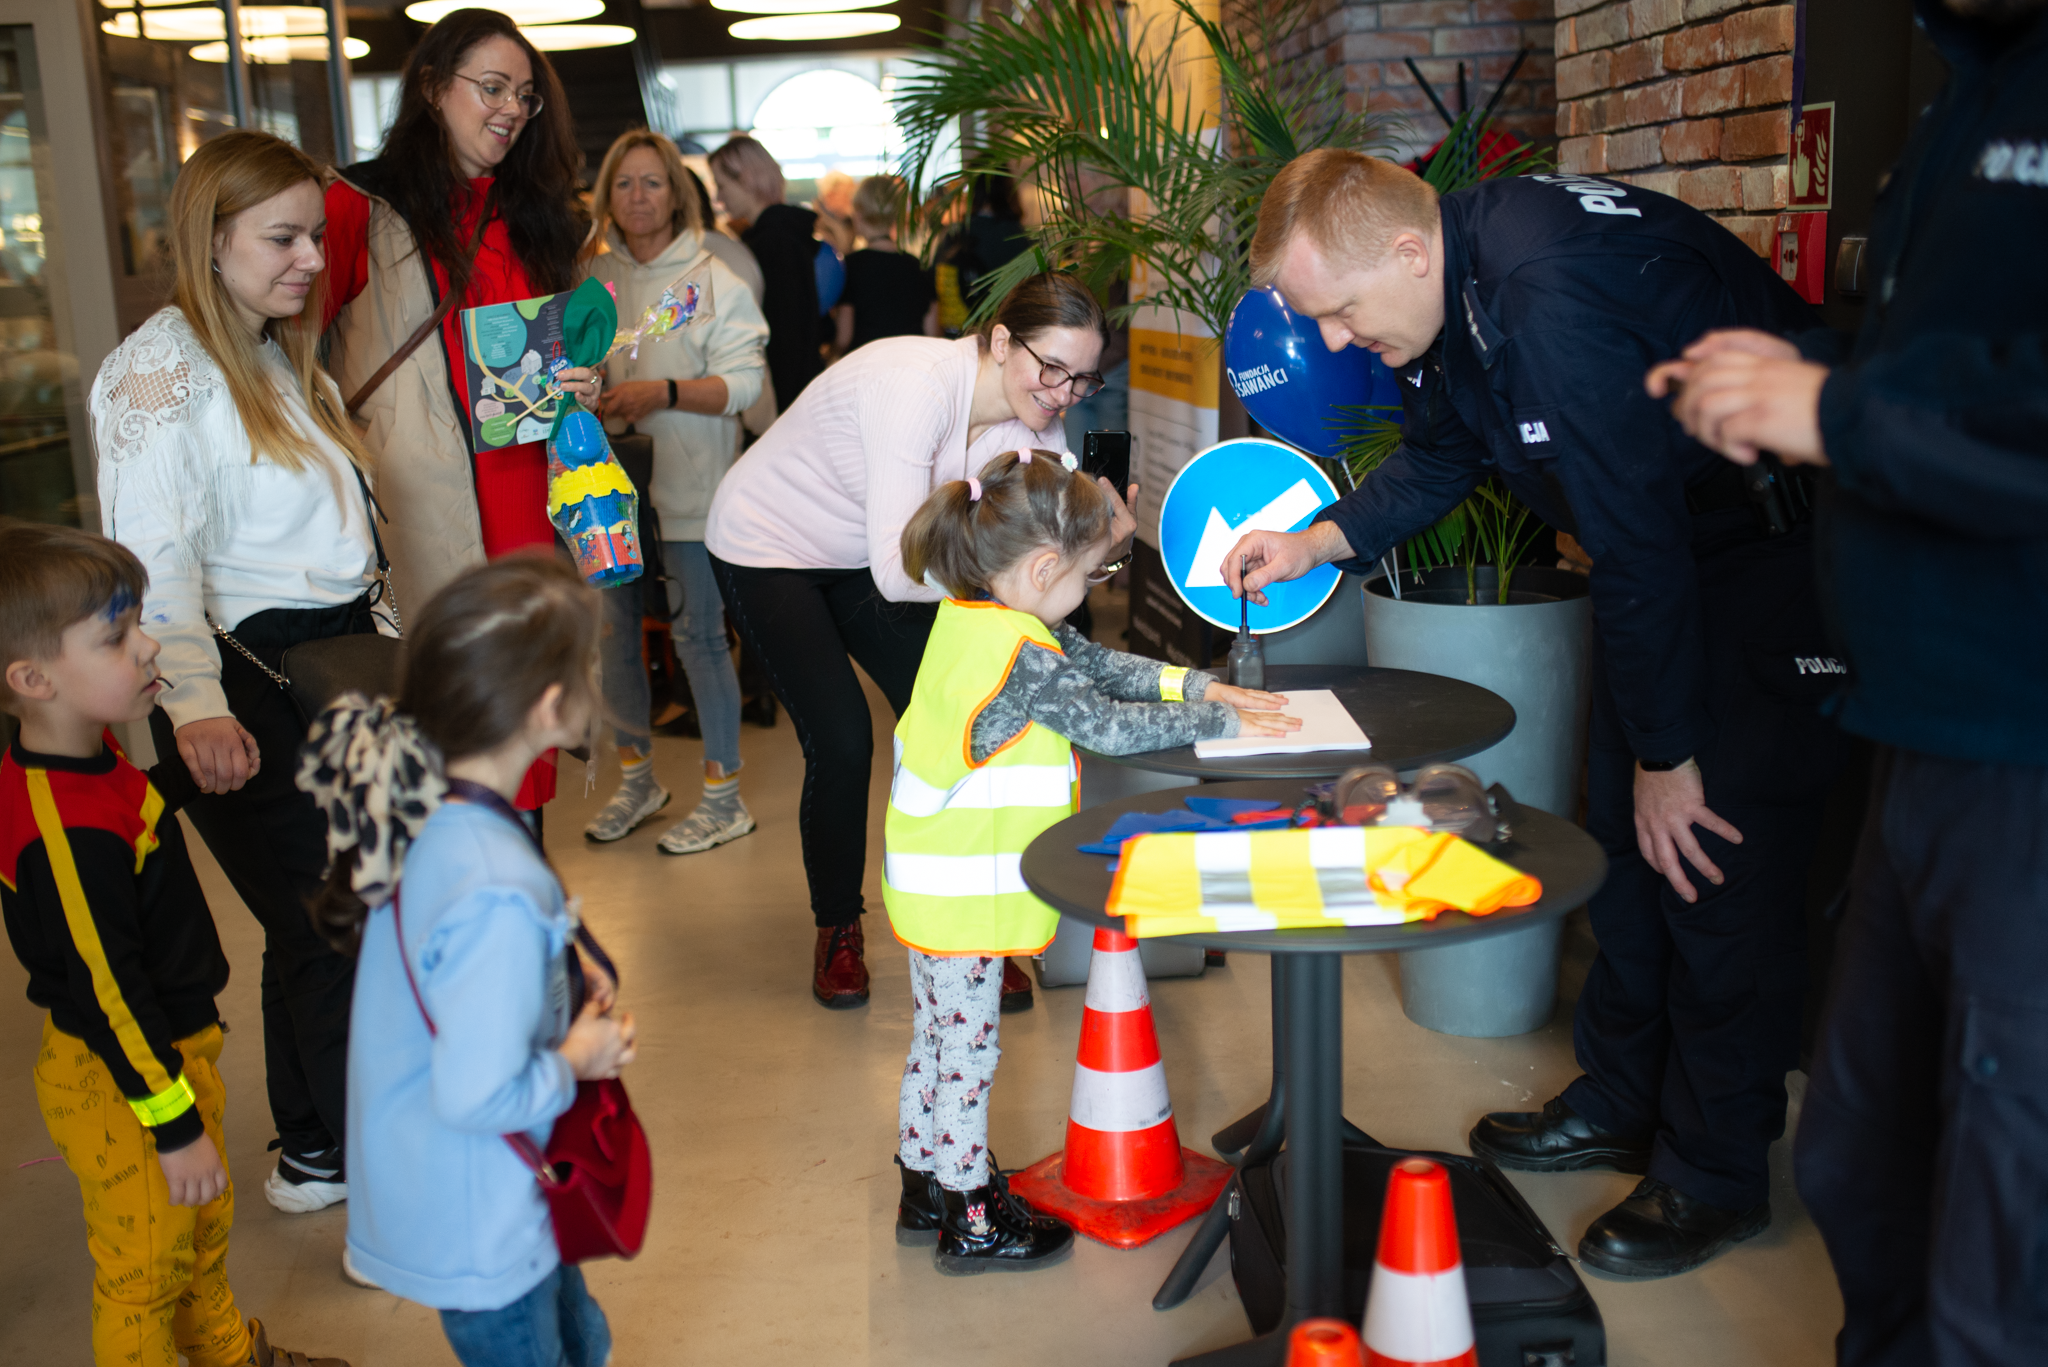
[883,599,1076,956]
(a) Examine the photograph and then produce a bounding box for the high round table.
[1021,781,1608,1366]
[1079,663,1516,785]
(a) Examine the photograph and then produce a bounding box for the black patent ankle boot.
[935,1181,1075,1275]
[894,1156,942,1246]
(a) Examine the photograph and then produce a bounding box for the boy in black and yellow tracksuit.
[1,731,249,1366]
[0,521,346,1367]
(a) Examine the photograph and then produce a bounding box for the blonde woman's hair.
[852,174,904,235]
[901,449,1113,599]
[584,129,703,257]
[707,135,786,209]
[1249,149,1441,288]
[168,130,368,474]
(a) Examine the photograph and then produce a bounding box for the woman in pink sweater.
[706,273,1132,1011]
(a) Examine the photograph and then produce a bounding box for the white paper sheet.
[1192,688,1371,759]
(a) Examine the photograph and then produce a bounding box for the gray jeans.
[599,540,742,774]
[898,950,1004,1191]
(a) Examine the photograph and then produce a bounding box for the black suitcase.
[1228,1142,1605,1367]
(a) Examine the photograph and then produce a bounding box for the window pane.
[0,27,86,526]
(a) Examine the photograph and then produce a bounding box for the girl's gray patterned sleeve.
[969,642,1238,762]
[1052,621,1218,701]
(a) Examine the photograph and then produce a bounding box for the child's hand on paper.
[1206,684,1289,711]
[1233,707,1303,738]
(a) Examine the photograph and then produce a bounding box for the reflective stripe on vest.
[884,600,1074,956]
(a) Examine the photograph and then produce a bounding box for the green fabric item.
[561,276,619,368]
[548,278,620,440]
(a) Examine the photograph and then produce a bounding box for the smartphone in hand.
[1080,429,1131,493]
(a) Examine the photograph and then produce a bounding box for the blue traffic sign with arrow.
[1159,438,1344,634]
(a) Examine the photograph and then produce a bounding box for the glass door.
[0,26,85,526]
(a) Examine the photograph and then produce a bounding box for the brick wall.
[1302,1,1560,158]
[1554,0,1795,256]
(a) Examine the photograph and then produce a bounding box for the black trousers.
[1795,749,2048,1367]
[150,597,374,1162]
[710,557,936,927]
[1560,525,1849,1212]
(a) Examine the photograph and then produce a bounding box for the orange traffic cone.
[1361,1159,1478,1367]
[1289,1319,1367,1365]
[1009,927,1230,1248]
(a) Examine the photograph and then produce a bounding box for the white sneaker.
[583,780,671,842]
[341,1246,381,1289]
[264,1161,346,1214]
[657,799,756,856]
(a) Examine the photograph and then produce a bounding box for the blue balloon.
[1223,287,1403,458]
[814,240,845,313]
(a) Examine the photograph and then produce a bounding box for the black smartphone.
[1080,429,1132,493]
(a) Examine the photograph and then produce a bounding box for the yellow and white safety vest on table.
[884,599,1078,957]
[1107,825,1543,939]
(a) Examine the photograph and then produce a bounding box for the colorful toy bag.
[546,279,641,587]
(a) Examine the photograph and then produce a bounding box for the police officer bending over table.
[1655,0,2048,1356]
[1224,150,1848,1279]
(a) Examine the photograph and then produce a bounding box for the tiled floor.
[0,595,1842,1365]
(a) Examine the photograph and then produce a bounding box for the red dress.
[325,176,560,807]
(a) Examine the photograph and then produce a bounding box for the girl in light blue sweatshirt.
[297,556,637,1367]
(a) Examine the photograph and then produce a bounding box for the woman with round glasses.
[321,8,596,813]
[705,271,1135,1011]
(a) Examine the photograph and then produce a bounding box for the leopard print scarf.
[296,692,446,908]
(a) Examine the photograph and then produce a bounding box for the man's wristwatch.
[1638,756,1691,772]
[666,378,678,410]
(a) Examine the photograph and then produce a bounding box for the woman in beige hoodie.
[581,131,769,853]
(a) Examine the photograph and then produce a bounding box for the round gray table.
[1078,663,1516,783]
[1021,780,1608,1366]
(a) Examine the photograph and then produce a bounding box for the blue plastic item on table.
[1077,797,1295,859]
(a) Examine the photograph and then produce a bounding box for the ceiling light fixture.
[101,5,330,42]
[189,34,369,62]
[403,0,603,25]
[710,0,890,13]
[729,12,901,39]
[517,22,636,49]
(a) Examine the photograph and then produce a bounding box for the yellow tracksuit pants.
[33,1018,251,1367]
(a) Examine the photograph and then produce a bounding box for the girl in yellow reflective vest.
[883,448,1296,1273]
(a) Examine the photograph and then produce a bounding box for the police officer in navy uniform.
[1656,0,2048,1356]
[1224,149,1849,1278]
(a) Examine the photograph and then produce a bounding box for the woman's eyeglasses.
[455,72,544,120]
[1015,337,1106,400]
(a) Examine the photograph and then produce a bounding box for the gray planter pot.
[1363,566,1594,1038]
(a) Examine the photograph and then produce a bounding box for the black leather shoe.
[935,1181,1074,1275]
[983,1148,1063,1232]
[895,1157,942,1246]
[1578,1178,1770,1278]
[1469,1095,1651,1174]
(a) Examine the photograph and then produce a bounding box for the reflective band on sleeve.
[883,851,1029,898]
[1361,1262,1477,1360]
[127,1072,197,1127]
[1158,666,1189,702]
[1068,1060,1173,1133]
[1082,944,1150,1014]
[889,761,1077,819]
